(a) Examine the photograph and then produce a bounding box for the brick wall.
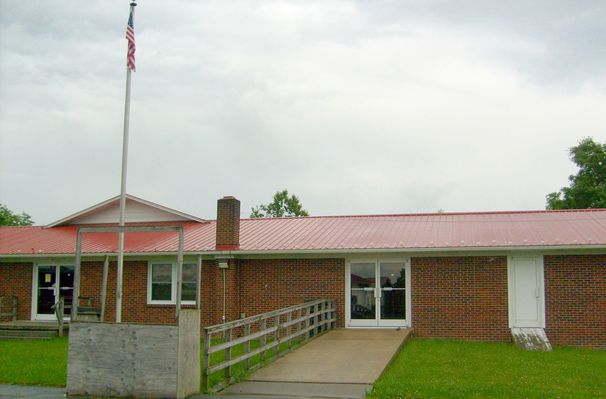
[4,254,605,348]
[544,255,606,348]
[201,260,219,326]
[91,258,344,327]
[411,256,510,341]
[205,259,241,325]
[0,262,33,321]
[60,260,181,325]
[238,258,346,327]
[90,260,220,326]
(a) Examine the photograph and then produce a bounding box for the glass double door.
[349,261,409,327]
[35,265,74,320]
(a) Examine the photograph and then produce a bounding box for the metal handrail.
[202,298,336,393]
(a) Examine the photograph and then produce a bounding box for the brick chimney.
[216,196,240,250]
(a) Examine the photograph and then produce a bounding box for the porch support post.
[175,227,184,322]
[71,229,82,321]
[116,233,124,322]
[196,254,202,310]
[100,255,109,322]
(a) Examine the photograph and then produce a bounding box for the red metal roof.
[1,209,606,255]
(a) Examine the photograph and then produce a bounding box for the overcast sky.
[1,1,605,224]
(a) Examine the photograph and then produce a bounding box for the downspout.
[217,258,229,322]
[222,268,226,322]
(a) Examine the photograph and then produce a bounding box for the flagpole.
[117,1,137,323]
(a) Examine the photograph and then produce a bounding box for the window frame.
[147,262,198,305]
[180,263,198,304]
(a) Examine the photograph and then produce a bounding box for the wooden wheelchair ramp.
[221,328,411,398]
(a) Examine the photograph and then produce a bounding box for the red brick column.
[215,196,240,250]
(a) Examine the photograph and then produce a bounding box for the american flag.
[126,8,136,71]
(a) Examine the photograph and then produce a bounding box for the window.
[150,263,172,302]
[148,262,198,304]
[181,264,197,302]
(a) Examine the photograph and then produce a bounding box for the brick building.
[1,194,605,348]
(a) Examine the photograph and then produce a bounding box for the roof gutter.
[1,244,605,259]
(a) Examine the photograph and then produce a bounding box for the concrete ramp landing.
[221,328,411,398]
[511,327,552,351]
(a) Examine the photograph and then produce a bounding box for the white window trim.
[147,262,197,305]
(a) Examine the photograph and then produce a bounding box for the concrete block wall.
[67,309,200,398]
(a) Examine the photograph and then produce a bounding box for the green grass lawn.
[0,335,301,392]
[2,337,605,398]
[369,339,606,399]
[0,337,68,387]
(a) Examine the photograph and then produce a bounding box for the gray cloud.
[1,1,605,224]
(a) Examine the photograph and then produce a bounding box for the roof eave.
[1,244,605,259]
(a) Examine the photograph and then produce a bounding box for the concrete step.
[511,327,552,351]
[0,329,57,339]
[0,323,62,331]
[76,313,100,322]
[0,335,51,340]
[221,381,371,399]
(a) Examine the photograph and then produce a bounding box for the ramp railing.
[202,298,336,392]
[51,297,65,337]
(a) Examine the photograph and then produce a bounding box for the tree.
[546,137,606,210]
[250,189,309,218]
[0,204,34,226]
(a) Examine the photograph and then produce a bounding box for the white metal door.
[348,261,409,327]
[508,256,545,328]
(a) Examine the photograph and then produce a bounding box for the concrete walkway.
[0,384,66,399]
[222,328,411,398]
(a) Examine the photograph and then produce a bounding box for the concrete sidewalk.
[0,384,367,399]
[0,384,66,398]
[222,328,411,398]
